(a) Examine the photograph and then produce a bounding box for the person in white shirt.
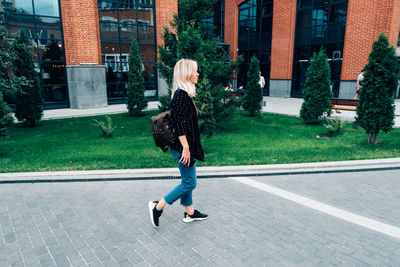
[354,69,364,99]
[259,72,265,89]
[225,83,233,91]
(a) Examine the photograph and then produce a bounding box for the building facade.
[1,0,399,109]
[1,0,176,109]
[226,0,400,98]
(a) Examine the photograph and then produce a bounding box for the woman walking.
[149,59,208,227]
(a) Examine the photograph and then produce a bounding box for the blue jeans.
[164,148,197,207]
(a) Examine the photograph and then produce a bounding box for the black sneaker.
[183,209,208,223]
[149,201,163,227]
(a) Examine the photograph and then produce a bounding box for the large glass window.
[238,0,273,96]
[292,0,348,98]
[200,0,225,42]
[98,0,157,103]
[0,0,68,108]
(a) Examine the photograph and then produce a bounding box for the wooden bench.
[230,92,243,97]
[330,99,359,111]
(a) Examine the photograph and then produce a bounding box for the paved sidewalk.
[261,97,400,127]
[41,97,400,127]
[42,102,160,121]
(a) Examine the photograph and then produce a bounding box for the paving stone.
[52,254,71,267]
[94,246,111,262]
[37,253,55,266]
[34,245,49,257]
[126,249,145,265]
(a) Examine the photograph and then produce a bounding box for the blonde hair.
[172,59,198,98]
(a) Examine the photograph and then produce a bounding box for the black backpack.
[150,90,179,152]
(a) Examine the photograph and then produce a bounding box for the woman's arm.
[178,135,190,166]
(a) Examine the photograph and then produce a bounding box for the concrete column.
[60,0,106,108]
[269,0,297,97]
[66,65,107,109]
[269,80,292,97]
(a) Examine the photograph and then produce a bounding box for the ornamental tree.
[300,49,332,124]
[13,30,43,126]
[242,55,263,117]
[126,38,148,116]
[157,0,242,135]
[355,33,399,145]
[0,91,13,137]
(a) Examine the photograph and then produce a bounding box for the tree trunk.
[374,133,379,145]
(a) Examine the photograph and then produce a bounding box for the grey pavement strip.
[233,177,400,240]
[1,158,400,183]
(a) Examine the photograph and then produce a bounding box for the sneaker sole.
[148,201,157,227]
[182,216,208,223]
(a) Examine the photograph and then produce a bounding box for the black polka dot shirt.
[170,89,204,162]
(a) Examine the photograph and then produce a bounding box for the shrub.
[0,91,13,137]
[300,49,332,124]
[195,78,216,136]
[323,118,346,137]
[13,30,43,126]
[158,94,171,112]
[355,33,399,145]
[127,38,148,116]
[243,55,263,117]
[92,116,116,138]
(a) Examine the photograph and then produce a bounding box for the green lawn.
[1,110,400,172]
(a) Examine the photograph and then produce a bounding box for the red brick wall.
[225,0,248,60]
[155,0,178,47]
[342,0,400,80]
[60,0,102,65]
[270,0,296,80]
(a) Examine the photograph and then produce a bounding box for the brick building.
[1,0,400,109]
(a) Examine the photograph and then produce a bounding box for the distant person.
[236,85,246,96]
[330,82,341,114]
[149,59,208,228]
[354,69,364,99]
[225,83,233,91]
[259,71,265,89]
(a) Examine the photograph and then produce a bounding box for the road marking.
[232,177,400,240]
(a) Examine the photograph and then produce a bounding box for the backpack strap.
[168,89,182,110]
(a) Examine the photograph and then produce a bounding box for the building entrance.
[291,0,348,98]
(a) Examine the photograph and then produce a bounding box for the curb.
[1,158,400,184]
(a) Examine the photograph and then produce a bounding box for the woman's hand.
[178,136,191,166]
[180,146,191,166]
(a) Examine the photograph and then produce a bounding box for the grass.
[1,110,400,172]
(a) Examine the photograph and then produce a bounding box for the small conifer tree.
[195,78,216,136]
[13,30,43,126]
[127,38,148,116]
[157,0,242,135]
[0,91,13,137]
[355,33,399,145]
[300,49,332,124]
[243,55,262,117]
